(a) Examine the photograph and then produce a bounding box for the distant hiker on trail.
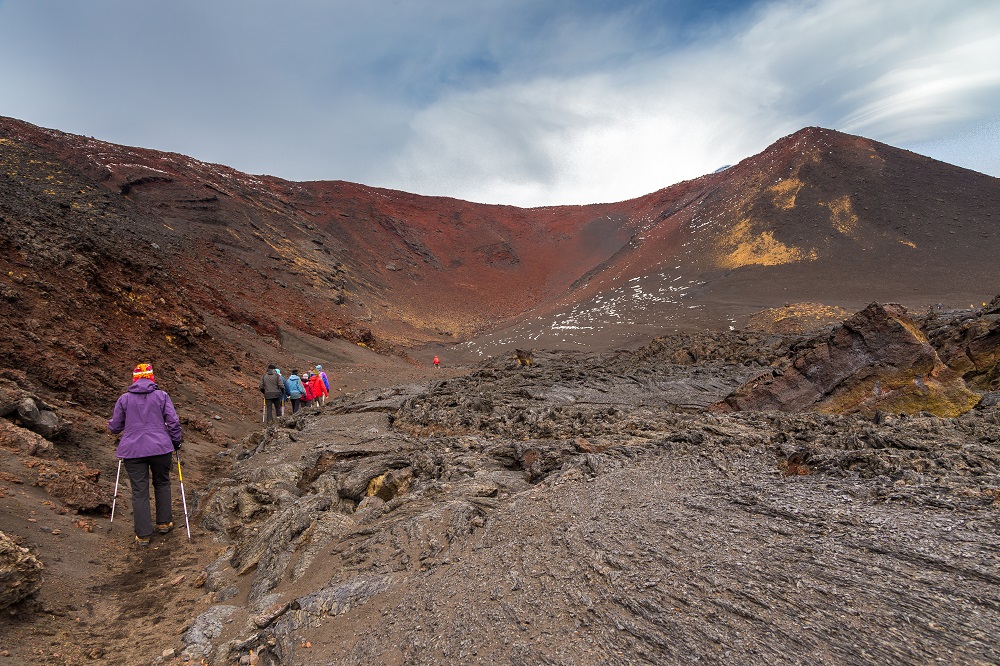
[315,365,330,393]
[286,370,306,414]
[259,364,287,424]
[307,371,329,405]
[433,355,440,369]
[275,368,288,416]
[107,363,182,547]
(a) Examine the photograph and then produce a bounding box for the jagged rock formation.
[716,302,982,417]
[187,320,1000,665]
[924,294,1000,392]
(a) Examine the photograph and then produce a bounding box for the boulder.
[0,381,68,440]
[715,302,981,417]
[28,459,108,512]
[0,420,54,457]
[0,530,43,610]
[16,398,67,439]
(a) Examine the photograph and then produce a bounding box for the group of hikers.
[107,360,334,546]
[259,364,330,423]
[109,354,447,547]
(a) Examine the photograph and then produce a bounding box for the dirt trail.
[0,358,451,666]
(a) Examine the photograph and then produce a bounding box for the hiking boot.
[135,535,151,547]
[157,522,174,534]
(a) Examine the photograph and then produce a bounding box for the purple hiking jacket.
[108,378,183,459]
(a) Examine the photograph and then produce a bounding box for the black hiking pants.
[265,397,283,423]
[124,452,173,538]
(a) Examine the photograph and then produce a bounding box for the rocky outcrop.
[0,530,43,610]
[31,460,108,512]
[0,420,54,457]
[923,295,1000,392]
[181,605,238,661]
[196,345,1000,666]
[0,380,67,442]
[716,302,981,417]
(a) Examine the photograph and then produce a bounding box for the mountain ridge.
[3,115,999,375]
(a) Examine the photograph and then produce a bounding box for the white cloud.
[377,0,1000,205]
[0,0,998,206]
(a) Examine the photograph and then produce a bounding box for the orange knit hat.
[132,363,155,382]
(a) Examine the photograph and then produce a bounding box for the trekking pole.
[262,398,266,424]
[109,458,122,532]
[175,452,192,541]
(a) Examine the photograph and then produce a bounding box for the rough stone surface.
[27,459,107,512]
[0,530,43,610]
[197,330,1000,665]
[0,420,54,457]
[181,605,239,659]
[716,302,981,417]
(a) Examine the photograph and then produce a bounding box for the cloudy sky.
[1,0,998,207]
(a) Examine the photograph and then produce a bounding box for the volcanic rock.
[0,530,43,610]
[181,605,239,660]
[26,459,108,512]
[922,298,1000,392]
[0,420,54,457]
[715,302,981,417]
[0,381,67,440]
[15,398,67,440]
[193,336,1000,665]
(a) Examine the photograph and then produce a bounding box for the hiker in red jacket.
[307,371,329,405]
[301,371,315,405]
[433,355,440,369]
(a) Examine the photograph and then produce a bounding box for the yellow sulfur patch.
[767,178,803,210]
[717,218,815,269]
[821,195,859,236]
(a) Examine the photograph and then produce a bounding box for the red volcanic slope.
[453,127,1000,357]
[2,117,999,365]
[0,117,644,346]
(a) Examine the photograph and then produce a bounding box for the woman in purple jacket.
[108,363,183,546]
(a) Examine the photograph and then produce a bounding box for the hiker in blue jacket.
[286,370,307,414]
